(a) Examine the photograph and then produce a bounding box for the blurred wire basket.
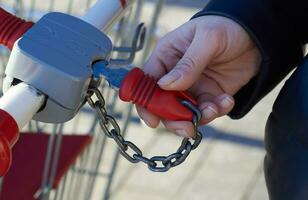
[0,0,164,199]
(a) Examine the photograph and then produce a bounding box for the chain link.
[87,88,203,172]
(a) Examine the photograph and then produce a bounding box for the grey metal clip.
[109,23,146,66]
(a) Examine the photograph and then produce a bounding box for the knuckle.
[177,56,197,73]
[208,27,227,53]
[208,32,220,48]
[155,40,170,57]
[156,36,169,51]
[202,26,226,50]
[202,23,225,37]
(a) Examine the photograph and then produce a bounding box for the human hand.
[137,15,262,138]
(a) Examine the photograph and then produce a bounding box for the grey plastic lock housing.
[5,12,113,123]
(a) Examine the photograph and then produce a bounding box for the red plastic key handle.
[119,68,197,121]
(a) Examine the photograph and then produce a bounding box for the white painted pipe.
[0,83,45,130]
[82,0,123,30]
[81,0,135,31]
[0,82,45,176]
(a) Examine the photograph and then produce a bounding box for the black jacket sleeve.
[192,0,307,119]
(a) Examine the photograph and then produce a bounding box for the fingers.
[214,94,235,116]
[137,23,198,129]
[158,28,221,91]
[161,94,234,138]
[198,93,235,125]
[142,22,196,79]
[162,120,195,138]
[136,106,160,128]
[137,20,233,137]
[137,103,196,138]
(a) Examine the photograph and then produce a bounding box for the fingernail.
[141,118,152,127]
[175,129,189,138]
[202,106,218,120]
[158,70,181,86]
[220,96,234,108]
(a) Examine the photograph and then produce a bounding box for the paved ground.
[0,0,287,199]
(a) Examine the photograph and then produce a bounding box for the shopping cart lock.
[3,12,113,123]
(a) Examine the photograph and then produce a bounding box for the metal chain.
[86,87,203,172]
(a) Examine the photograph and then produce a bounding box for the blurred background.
[0,0,281,199]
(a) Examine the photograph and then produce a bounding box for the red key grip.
[119,68,197,121]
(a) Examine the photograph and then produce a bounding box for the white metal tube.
[81,0,135,31]
[0,83,45,130]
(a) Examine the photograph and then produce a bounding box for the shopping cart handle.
[119,68,197,121]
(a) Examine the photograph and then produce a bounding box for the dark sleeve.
[192,0,307,119]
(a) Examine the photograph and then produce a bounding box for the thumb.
[157,29,219,91]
